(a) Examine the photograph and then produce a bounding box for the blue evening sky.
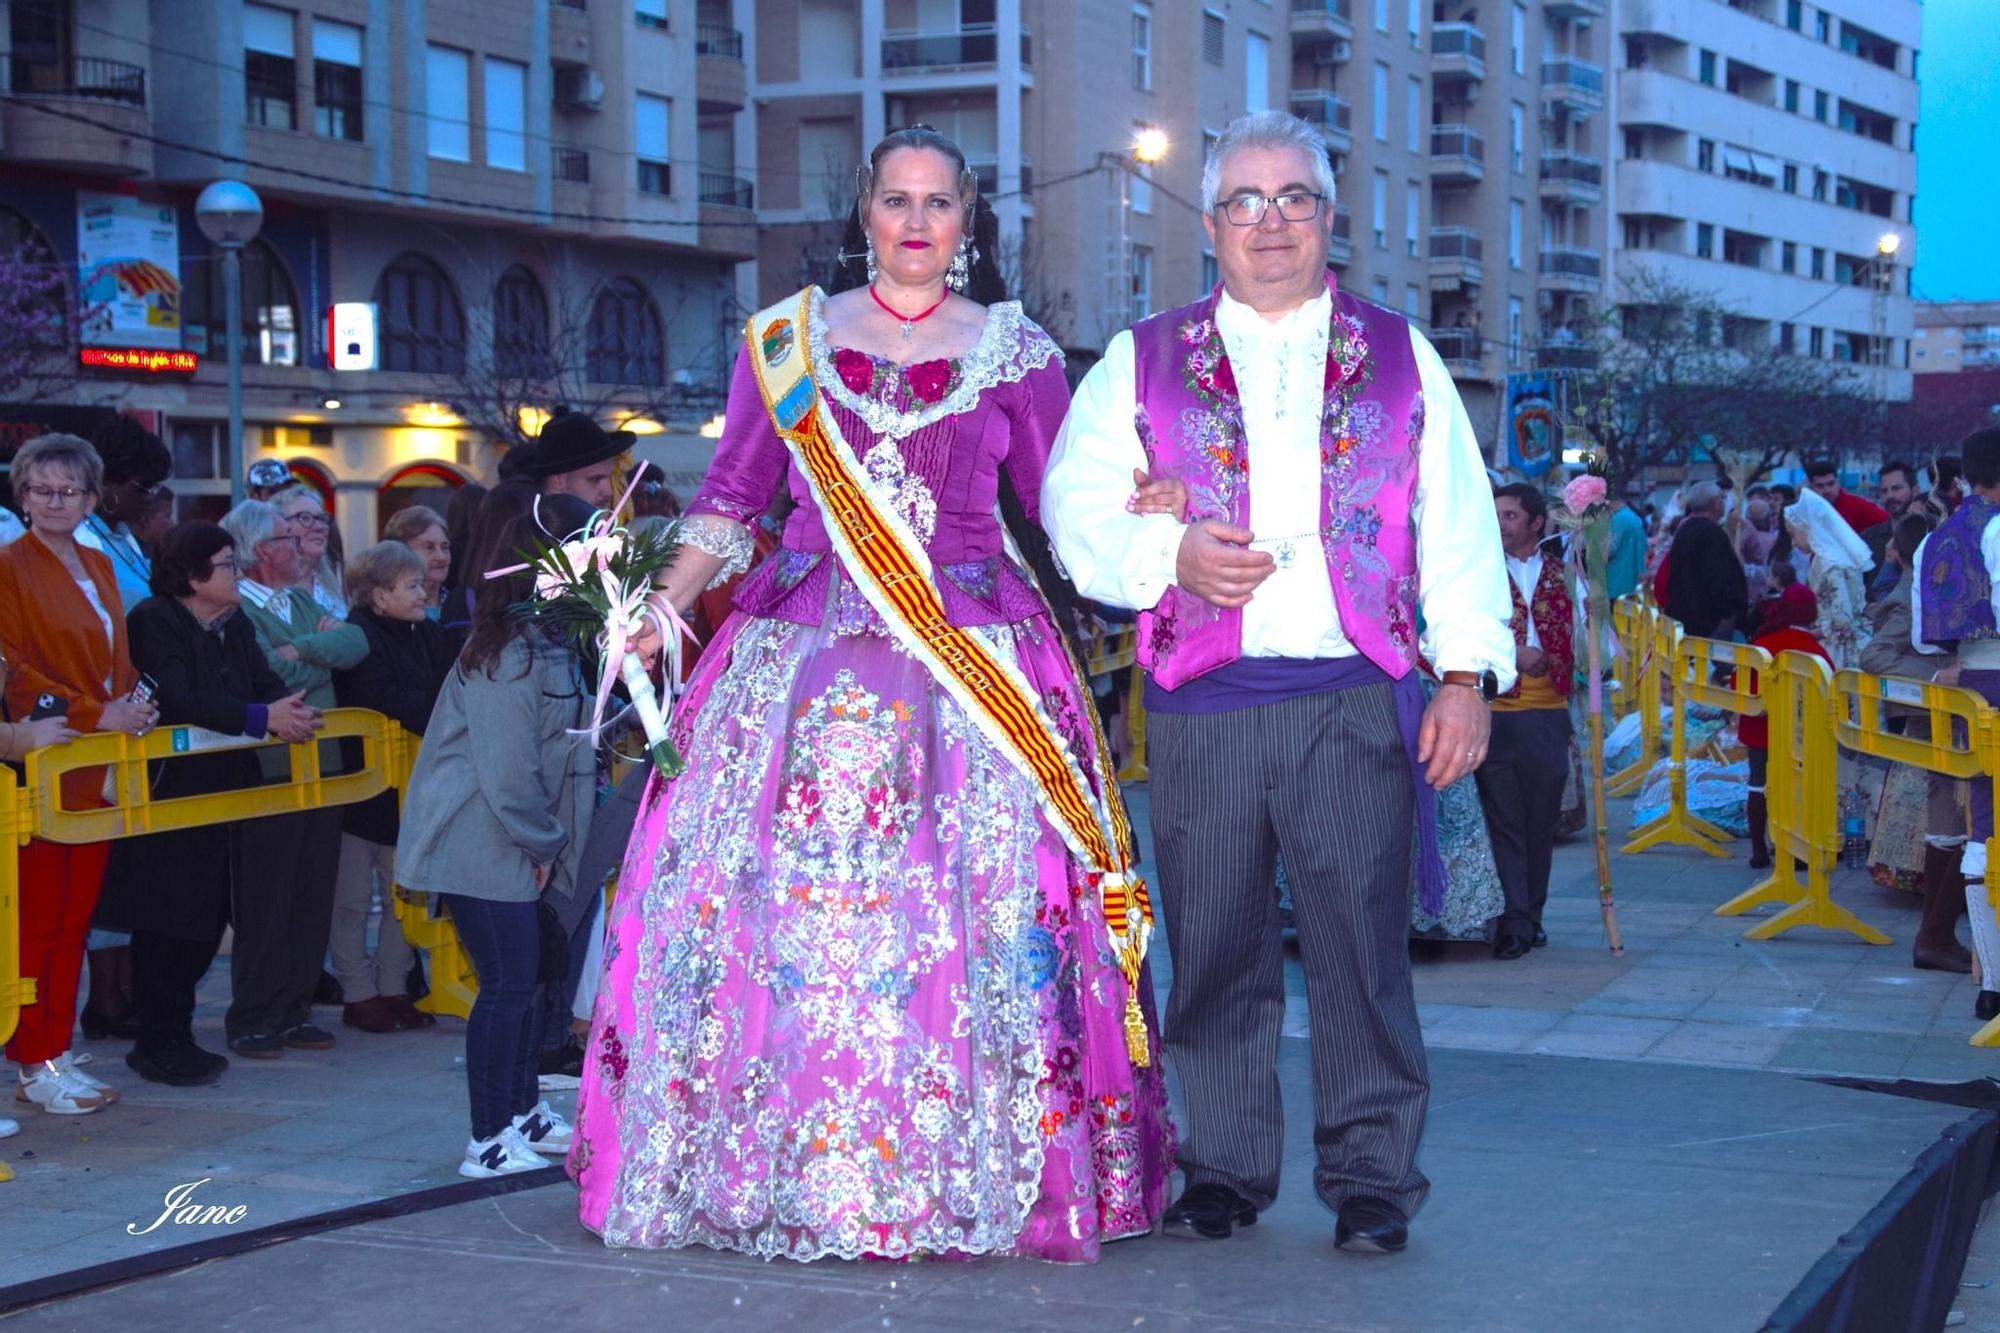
[1913,0,2000,301]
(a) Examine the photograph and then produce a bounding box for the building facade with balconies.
[1913,302,2000,376]
[2,0,756,546]
[1608,0,1919,403]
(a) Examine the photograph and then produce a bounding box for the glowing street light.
[1132,126,1170,165]
[1875,232,1901,257]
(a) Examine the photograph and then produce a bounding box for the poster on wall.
[76,192,182,349]
[1501,371,1561,478]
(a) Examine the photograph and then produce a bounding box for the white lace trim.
[677,514,755,588]
[804,289,1062,443]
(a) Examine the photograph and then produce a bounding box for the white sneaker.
[459,1126,547,1178]
[17,1062,108,1115]
[512,1100,573,1155]
[0,1116,18,1138]
[52,1052,119,1104]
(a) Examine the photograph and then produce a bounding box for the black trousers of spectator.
[227,806,344,1038]
[130,927,226,1054]
[1474,706,1573,941]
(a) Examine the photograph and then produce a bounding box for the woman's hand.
[266,692,323,743]
[98,696,158,736]
[274,643,302,662]
[1128,468,1190,522]
[16,716,78,751]
[532,862,551,892]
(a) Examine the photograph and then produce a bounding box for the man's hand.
[316,615,341,633]
[266,693,323,743]
[1936,665,1964,688]
[274,643,301,662]
[1176,520,1277,609]
[1416,683,1491,790]
[1517,644,1548,677]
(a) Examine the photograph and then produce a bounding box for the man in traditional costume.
[1042,111,1514,1253]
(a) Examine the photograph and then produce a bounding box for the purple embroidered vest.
[1132,275,1426,690]
[1920,493,2000,646]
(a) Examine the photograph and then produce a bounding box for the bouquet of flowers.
[491,479,691,777]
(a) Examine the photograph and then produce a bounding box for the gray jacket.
[395,633,596,909]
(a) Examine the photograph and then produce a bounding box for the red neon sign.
[78,347,200,375]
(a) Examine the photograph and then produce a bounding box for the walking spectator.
[1805,457,1889,536]
[99,523,321,1084]
[383,506,451,616]
[1784,488,1870,669]
[1660,482,1749,639]
[329,542,458,1034]
[1741,586,1831,868]
[270,483,345,617]
[0,434,157,1114]
[396,513,595,1177]
[220,500,367,1058]
[1478,486,1575,959]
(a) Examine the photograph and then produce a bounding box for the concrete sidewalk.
[2,787,1995,1326]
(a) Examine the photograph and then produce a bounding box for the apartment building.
[1607,0,1919,403]
[2,0,754,544]
[1914,302,2000,375]
[747,0,1281,362]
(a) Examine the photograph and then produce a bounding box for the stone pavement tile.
[1520,1013,1678,1058]
[1771,1029,1921,1077]
[1642,1021,1794,1068]
[1687,999,1817,1028]
[1897,1034,1992,1082]
[1804,1007,1940,1037]
[1422,1006,1566,1054]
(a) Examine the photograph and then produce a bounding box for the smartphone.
[26,693,68,722]
[130,674,158,706]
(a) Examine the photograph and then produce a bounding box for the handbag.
[536,897,570,986]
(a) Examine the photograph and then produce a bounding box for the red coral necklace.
[869,285,949,342]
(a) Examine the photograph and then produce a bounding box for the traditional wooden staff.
[1559,464,1625,955]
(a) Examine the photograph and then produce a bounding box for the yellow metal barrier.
[0,766,33,1051]
[1606,607,1673,797]
[1714,651,1888,945]
[1609,598,1649,726]
[1622,636,1770,859]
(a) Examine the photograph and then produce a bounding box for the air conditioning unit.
[556,67,605,111]
[1316,38,1353,65]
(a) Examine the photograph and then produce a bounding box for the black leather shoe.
[1334,1196,1409,1253]
[1492,934,1532,960]
[1160,1182,1258,1240]
[1976,991,2000,1021]
[126,1041,228,1087]
[1531,927,1549,948]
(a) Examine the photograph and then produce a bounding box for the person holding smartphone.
[97,522,322,1085]
[0,434,157,1116]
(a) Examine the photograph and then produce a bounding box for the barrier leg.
[393,889,477,1021]
[0,771,34,1050]
[1734,853,1892,945]
[1715,862,1805,917]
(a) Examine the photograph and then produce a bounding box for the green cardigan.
[239,588,368,707]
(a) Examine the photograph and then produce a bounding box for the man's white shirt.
[1042,288,1516,685]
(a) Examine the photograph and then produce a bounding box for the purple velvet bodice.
[689,297,1070,629]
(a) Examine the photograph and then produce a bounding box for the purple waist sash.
[1145,655,1444,914]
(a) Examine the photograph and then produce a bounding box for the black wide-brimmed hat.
[525,407,633,479]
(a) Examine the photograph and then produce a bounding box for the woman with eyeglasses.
[0,434,158,1115]
[98,523,323,1084]
[270,483,346,618]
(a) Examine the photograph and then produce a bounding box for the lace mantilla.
[678,514,756,589]
[804,289,1061,443]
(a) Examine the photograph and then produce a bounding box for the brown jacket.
[0,531,137,807]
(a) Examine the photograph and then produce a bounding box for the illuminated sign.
[78,347,200,375]
[328,303,378,371]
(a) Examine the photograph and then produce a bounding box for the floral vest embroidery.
[1504,549,1575,699]
[1131,275,1426,689]
[1919,492,2000,646]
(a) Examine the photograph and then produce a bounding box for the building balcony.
[1428,226,1484,292]
[550,0,590,67]
[1544,0,1606,19]
[1534,340,1601,370]
[1289,0,1355,48]
[552,144,590,184]
[1538,150,1603,204]
[1290,89,1353,156]
[1329,205,1353,267]
[1429,125,1485,185]
[1540,57,1604,114]
[0,53,151,175]
[698,172,754,208]
[881,24,1031,74]
[1431,23,1486,92]
[696,26,746,112]
[967,158,1034,196]
[1430,327,1484,378]
[1539,246,1603,292]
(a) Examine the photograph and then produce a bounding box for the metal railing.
[638,160,671,195]
[1541,57,1605,96]
[1290,0,1353,16]
[553,145,590,183]
[1331,205,1352,241]
[882,24,1032,71]
[968,159,1034,195]
[1430,124,1486,161]
[1533,341,1600,370]
[695,24,743,58]
[1430,328,1481,364]
[698,172,753,207]
[1429,225,1484,261]
[1289,88,1352,133]
[1539,246,1603,280]
[1431,23,1487,64]
[1539,150,1604,188]
[1,52,147,106]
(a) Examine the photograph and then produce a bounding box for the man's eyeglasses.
[1215,192,1326,226]
[21,485,91,506]
[284,511,332,529]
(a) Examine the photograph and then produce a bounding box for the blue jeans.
[442,895,545,1140]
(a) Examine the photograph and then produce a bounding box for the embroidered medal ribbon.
[746,289,1155,1066]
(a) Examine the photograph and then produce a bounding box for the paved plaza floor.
[4,788,1999,1329]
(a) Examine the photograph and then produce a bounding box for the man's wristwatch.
[1440,669,1499,702]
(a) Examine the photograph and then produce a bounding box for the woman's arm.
[130,609,260,735]
[655,344,792,613]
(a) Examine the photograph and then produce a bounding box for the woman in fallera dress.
[570,127,1175,1262]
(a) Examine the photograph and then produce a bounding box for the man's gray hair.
[1682,481,1724,517]
[1200,111,1338,212]
[221,499,287,564]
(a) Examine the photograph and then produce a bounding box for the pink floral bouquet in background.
[1562,471,1608,517]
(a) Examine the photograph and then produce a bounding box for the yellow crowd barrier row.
[1623,636,1771,860]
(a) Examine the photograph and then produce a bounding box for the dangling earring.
[864,235,879,284]
[947,236,975,292]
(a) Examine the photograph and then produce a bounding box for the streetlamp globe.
[1875,232,1901,258]
[194,180,264,245]
[1132,126,1170,165]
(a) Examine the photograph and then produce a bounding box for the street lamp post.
[195,181,265,506]
[1871,230,1900,453]
[1103,128,1170,329]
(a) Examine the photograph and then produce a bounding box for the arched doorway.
[377,461,466,536]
